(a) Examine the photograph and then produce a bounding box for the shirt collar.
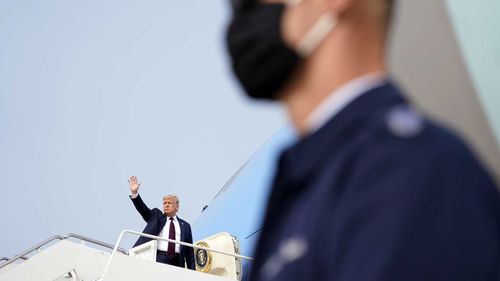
[306,72,387,135]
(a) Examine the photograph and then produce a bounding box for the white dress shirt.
[306,72,387,134]
[158,215,181,253]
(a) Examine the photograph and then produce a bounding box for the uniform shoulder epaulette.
[384,104,425,138]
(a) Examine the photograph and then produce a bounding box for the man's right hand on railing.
[128,175,141,196]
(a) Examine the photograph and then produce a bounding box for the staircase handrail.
[0,233,127,270]
[0,235,63,269]
[101,229,254,280]
[63,233,127,255]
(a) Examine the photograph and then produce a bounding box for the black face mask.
[226,4,301,100]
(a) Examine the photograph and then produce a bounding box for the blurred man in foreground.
[225,0,500,280]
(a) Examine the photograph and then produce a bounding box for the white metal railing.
[101,229,254,280]
[63,233,127,255]
[0,233,127,270]
[0,235,64,270]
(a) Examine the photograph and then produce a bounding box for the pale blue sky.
[0,0,286,257]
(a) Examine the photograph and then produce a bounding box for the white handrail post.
[101,230,127,281]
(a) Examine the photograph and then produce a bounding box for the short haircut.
[163,194,179,205]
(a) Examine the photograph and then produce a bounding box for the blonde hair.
[163,194,179,205]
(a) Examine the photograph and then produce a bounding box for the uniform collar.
[306,72,387,135]
[276,81,406,195]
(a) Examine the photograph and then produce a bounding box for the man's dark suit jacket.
[131,194,195,270]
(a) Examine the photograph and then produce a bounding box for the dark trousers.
[156,251,181,267]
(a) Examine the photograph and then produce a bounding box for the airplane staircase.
[0,231,252,281]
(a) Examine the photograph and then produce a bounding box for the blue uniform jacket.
[131,194,195,270]
[250,82,500,281]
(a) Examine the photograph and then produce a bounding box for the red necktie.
[167,217,175,256]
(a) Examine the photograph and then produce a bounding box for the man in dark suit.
[225,0,500,280]
[128,175,195,269]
